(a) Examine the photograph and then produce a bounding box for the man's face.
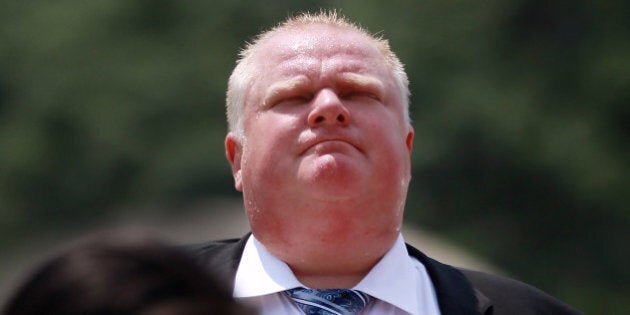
[226,24,413,244]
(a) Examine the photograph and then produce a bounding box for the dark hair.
[2,232,255,315]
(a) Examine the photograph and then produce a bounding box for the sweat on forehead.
[244,24,385,67]
[240,11,368,58]
[251,27,386,77]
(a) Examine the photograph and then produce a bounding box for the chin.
[300,154,366,182]
[304,175,365,199]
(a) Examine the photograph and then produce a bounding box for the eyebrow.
[335,73,385,95]
[262,76,312,109]
[260,73,385,109]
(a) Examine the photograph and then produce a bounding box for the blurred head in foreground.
[2,231,255,315]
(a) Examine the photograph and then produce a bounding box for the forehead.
[254,24,387,77]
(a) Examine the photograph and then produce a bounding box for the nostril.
[337,114,345,123]
[314,116,325,124]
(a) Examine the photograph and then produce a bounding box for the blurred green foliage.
[0,1,627,313]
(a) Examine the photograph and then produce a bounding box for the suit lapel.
[191,234,250,292]
[405,244,485,315]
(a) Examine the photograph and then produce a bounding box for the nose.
[307,89,351,127]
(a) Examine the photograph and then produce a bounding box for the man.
[193,11,581,315]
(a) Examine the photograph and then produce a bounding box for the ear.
[225,132,243,191]
[405,126,414,153]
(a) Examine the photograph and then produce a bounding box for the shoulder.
[405,243,581,315]
[187,235,248,265]
[458,268,582,315]
[188,236,247,255]
[184,234,250,289]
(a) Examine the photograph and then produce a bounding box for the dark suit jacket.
[190,234,581,315]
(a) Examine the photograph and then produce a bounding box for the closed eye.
[263,77,313,109]
[340,91,381,102]
[335,73,385,103]
[270,94,313,108]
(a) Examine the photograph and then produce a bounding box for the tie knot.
[286,288,371,315]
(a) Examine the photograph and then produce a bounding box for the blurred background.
[0,1,628,313]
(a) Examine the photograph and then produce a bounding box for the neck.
[255,225,399,289]
[287,232,398,288]
[248,193,405,288]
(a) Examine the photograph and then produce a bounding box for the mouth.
[299,137,363,156]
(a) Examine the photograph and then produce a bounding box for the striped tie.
[286,288,371,315]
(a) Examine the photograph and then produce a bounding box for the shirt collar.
[233,234,431,314]
[353,234,425,314]
[233,235,302,297]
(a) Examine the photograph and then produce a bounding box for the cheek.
[246,110,302,136]
[368,121,412,174]
[242,115,299,169]
[365,110,408,149]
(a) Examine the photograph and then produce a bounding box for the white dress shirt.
[234,234,441,315]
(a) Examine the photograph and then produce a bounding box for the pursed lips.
[298,136,364,156]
